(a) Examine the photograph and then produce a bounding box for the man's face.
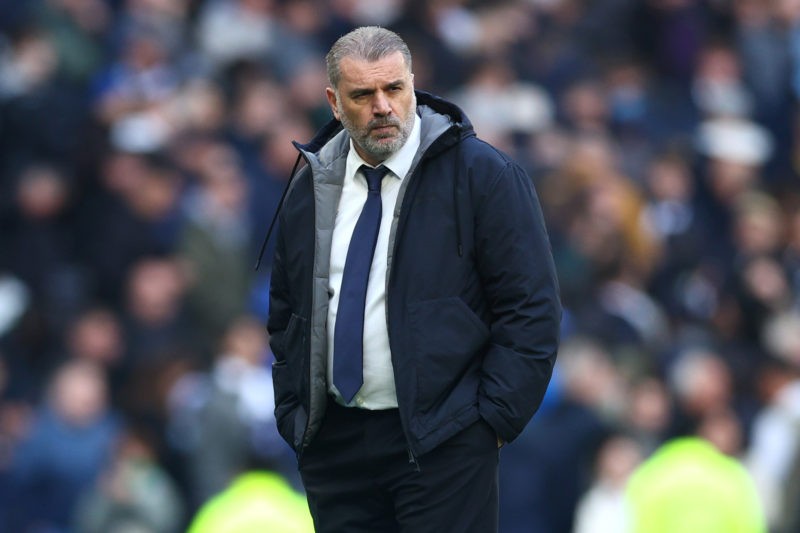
[326,51,416,166]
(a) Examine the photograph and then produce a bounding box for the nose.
[372,91,392,116]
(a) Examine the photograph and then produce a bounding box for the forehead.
[336,51,411,89]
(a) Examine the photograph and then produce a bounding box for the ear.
[326,87,340,121]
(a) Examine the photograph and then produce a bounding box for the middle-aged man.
[266,26,561,532]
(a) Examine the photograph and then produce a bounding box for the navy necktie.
[333,165,389,403]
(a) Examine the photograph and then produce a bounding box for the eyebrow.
[348,79,406,98]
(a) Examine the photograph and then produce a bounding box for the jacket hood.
[294,90,475,157]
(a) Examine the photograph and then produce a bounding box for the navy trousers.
[299,399,499,533]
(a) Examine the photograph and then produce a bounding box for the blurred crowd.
[1,0,800,531]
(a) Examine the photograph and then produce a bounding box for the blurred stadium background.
[0,0,799,531]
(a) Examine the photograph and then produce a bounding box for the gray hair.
[326,26,412,89]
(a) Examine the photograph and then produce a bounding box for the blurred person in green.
[626,429,766,533]
[187,457,313,533]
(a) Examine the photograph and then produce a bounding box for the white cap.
[696,118,773,166]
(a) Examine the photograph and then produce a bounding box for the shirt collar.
[345,112,421,182]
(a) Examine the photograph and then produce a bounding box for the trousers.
[298,399,499,533]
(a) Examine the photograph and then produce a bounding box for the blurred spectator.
[196,0,277,70]
[573,433,644,533]
[4,164,82,326]
[626,435,765,533]
[696,118,773,204]
[178,141,252,359]
[74,428,185,533]
[696,406,746,457]
[746,313,800,531]
[112,254,192,454]
[561,78,610,135]
[667,346,735,435]
[226,74,288,156]
[5,359,121,532]
[65,305,126,399]
[0,23,59,98]
[643,149,710,318]
[92,22,180,153]
[734,0,792,116]
[77,151,184,304]
[692,41,754,119]
[122,255,189,366]
[67,306,124,368]
[249,115,316,268]
[499,337,618,533]
[730,192,791,339]
[186,456,313,533]
[166,315,289,508]
[734,0,798,178]
[36,0,111,84]
[624,376,672,454]
[112,0,191,60]
[0,19,87,183]
[450,58,553,143]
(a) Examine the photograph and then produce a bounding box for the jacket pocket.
[284,313,309,396]
[272,359,298,448]
[408,297,490,414]
[273,313,309,447]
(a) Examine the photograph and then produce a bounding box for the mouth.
[371,125,398,136]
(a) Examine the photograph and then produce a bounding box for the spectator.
[186,454,313,533]
[626,434,765,533]
[74,428,185,533]
[77,151,184,304]
[746,312,800,531]
[178,141,252,359]
[5,359,121,532]
[499,337,617,533]
[122,255,189,367]
[574,433,644,533]
[667,346,736,436]
[4,163,82,327]
[67,306,124,368]
[196,0,277,70]
[166,315,289,508]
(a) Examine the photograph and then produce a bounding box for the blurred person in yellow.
[187,467,313,533]
[626,434,765,533]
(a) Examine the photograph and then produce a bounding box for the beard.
[338,98,416,163]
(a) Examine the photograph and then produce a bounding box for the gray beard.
[338,101,416,162]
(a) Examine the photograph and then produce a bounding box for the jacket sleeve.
[475,160,561,444]
[267,217,302,448]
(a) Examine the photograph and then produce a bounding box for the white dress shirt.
[327,114,421,409]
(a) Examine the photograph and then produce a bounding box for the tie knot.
[361,165,388,193]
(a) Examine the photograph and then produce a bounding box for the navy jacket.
[268,91,560,458]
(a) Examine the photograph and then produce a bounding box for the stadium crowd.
[0,0,799,531]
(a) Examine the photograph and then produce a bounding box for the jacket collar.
[293,90,475,167]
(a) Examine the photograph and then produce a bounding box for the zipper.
[407,447,420,472]
[384,125,462,475]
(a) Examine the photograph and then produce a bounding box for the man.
[267,26,560,532]
[627,435,765,533]
[188,461,314,533]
